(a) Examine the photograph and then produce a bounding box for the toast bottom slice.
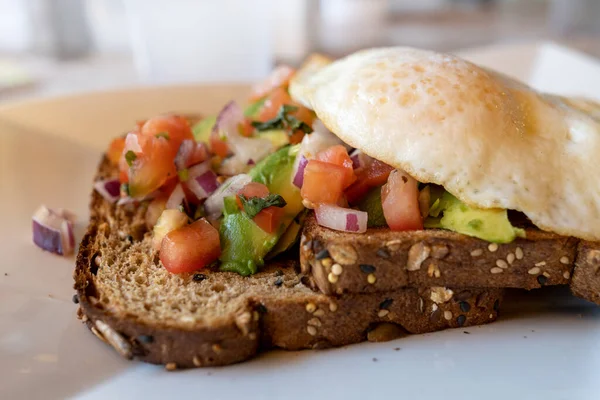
[75,156,503,368]
[76,224,503,368]
[571,241,600,305]
[300,214,577,295]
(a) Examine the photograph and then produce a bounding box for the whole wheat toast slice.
[300,214,579,295]
[74,156,504,368]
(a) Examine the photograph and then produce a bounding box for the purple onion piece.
[94,179,121,203]
[293,155,308,188]
[196,171,219,195]
[346,213,359,232]
[175,140,195,170]
[32,219,64,255]
[32,205,76,255]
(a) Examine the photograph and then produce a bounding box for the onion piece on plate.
[32,205,76,256]
[204,174,252,220]
[315,204,368,233]
[185,161,220,201]
[93,178,121,203]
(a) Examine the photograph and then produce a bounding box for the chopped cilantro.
[125,150,137,166]
[120,183,130,196]
[238,193,287,219]
[155,132,170,140]
[251,105,312,135]
[178,169,189,181]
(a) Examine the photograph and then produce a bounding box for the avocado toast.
[74,155,503,368]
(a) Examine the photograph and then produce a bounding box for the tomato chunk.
[209,132,229,158]
[301,160,346,205]
[141,115,194,157]
[345,159,395,204]
[236,182,270,209]
[316,145,356,188]
[381,170,423,231]
[250,65,295,101]
[127,133,177,198]
[257,87,292,122]
[107,137,125,166]
[160,219,221,274]
[253,206,284,234]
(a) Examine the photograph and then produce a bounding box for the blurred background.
[1,0,599,104]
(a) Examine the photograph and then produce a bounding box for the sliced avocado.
[267,210,307,259]
[219,196,279,276]
[357,186,387,228]
[258,129,289,149]
[249,144,304,223]
[244,97,266,119]
[219,145,304,275]
[425,192,525,243]
[192,115,216,143]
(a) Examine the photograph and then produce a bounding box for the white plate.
[1,42,600,400]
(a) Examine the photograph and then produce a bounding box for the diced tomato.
[381,170,423,231]
[253,206,284,234]
[316,145,356,188]
[160,219,221,274]
[345,159,395,204]
[239,119,255,137]
[127,133,177,198]
[107,137,125,166]
[257,87,292,122]
[249,65,295,101]
[183,142,209,168]
[289,130,305,145]
[145,196,168,230]
[301,160,346,205]
[140,114,194,156]
[209,132,229,158]
[293,105,315,127]
[235,182,269,209]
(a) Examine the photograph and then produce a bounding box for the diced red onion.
[212,101,244,144]
[247,159,255,166]
[124,132,142,153]
[166,183,186,210]
[292,155,308,188]
[185,161,219,201]
[349,149,372,170]
[174,140,195,170]
[315,204,368,233]
[32,205,76,256]
[93,178,121,203]
[204,174,252,220]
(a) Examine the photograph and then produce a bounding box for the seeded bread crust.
[570,241,600,306]
[300,214,578,295]
[74,156,503,368]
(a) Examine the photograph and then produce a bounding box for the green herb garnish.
[125,150,137,166]
[251,105,312,135]
[120,183,130,196]
[238,193,287,219]
[155,132,170,140]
